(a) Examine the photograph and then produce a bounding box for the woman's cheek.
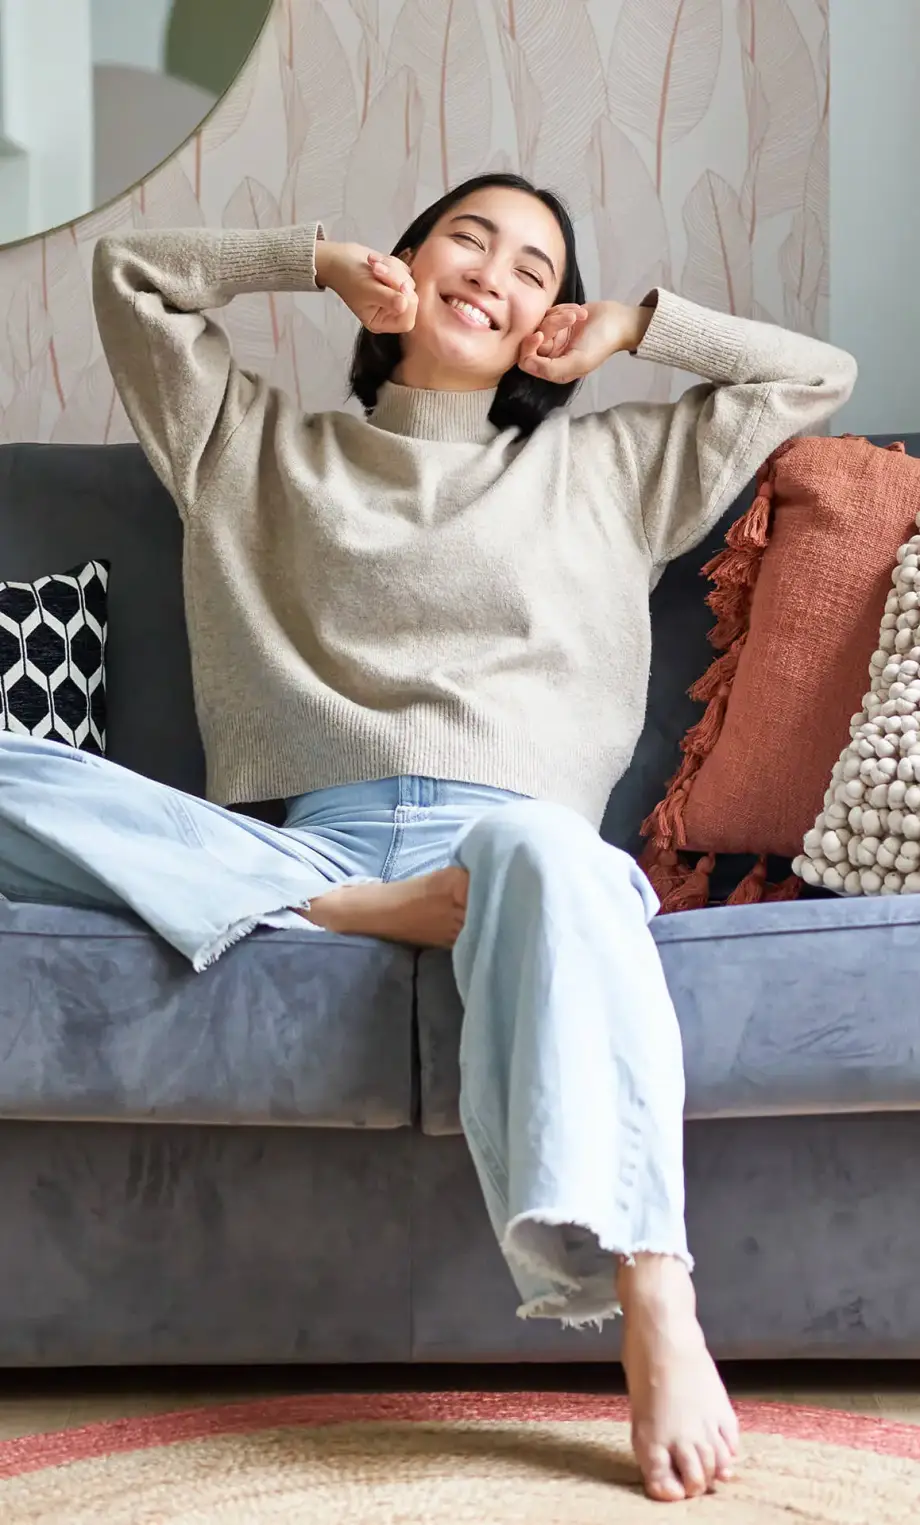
[522,301,548,340]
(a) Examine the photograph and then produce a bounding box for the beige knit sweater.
[92,224,856,826]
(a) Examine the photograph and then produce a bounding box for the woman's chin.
[426,339,506,385]
[435,310,501,351]
[400,322,509,388]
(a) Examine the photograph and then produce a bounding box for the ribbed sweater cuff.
[216,223,326,293]
[636,287,747,384]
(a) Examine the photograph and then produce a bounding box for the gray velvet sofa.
[1,435,919,1368]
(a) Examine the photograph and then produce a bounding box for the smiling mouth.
[441,295,498,331]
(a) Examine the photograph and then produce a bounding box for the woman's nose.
[468,264,504,300]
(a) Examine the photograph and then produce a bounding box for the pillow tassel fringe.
[640,846,715,912]
[725,858,804,907]
[763,872,803,902]
[725,856,769,905]
[640,446,799,913]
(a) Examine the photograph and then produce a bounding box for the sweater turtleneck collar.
[370,381,499,443]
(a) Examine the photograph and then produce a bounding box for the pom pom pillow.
[794,506,920,895]
[641,436,920,912]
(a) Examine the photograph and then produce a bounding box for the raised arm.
[92,224,326,513]
[615,292,857,565]
[530,292,858,569]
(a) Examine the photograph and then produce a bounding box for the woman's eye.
[453,233,542,285]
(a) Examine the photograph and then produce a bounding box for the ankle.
[617,1254,698,1319]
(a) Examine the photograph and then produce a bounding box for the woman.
[0,172,856,1501]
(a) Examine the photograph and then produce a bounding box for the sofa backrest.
[2,434,918,845]
[0,443,205,796]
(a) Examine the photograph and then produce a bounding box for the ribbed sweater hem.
[637,287,747,383]
[203,705,622,830]
[217,224,325,292]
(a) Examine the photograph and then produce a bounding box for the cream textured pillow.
[794,508,920,895]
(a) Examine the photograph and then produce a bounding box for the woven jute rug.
[1,1391,918,1521]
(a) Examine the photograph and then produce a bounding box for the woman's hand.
[518,300,653,384]
[315,240,418,334]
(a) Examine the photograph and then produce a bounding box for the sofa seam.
[655,914,920,948]
[0,927,405,952]
[409,953,422,1129]
[5,918,917,949]
[408,952,420,1360]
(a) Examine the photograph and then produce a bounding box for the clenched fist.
[315,240,419,334]
[517,300,654,384]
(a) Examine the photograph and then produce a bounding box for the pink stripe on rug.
[0,1391,917,1481]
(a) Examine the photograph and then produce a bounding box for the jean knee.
[453,799,598,874]
[453,800,657,917]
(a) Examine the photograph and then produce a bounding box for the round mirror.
[0,0,273,247]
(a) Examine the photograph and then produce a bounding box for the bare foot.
[617,1255,740,1503]
[299,867,469,949]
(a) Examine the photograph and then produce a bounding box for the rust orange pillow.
[641,435,920,912]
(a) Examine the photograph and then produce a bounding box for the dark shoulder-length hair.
[348,172,585,438]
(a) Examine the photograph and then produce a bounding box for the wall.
[0,0,829,446]
[829,0,920,435]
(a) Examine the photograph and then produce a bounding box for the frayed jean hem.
[194,877,384,971]
[501,1209,695,1332]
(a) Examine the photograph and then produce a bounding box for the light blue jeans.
[0,733,692,1326]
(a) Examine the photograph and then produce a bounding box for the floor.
[0,1362,918,1441]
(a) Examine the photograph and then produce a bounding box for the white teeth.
[447,297,491,327]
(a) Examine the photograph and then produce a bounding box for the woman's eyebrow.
[448,213,557,280]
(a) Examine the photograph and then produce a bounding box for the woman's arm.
[534,291,857,568]
[92,224,327,513]
[625,291,857,565]
[92,227,416,515]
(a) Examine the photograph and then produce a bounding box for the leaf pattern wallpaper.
[0,0,829,444]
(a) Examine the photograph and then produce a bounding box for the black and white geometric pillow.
[0,560,109,754]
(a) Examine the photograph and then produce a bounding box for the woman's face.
[398,186,567,390]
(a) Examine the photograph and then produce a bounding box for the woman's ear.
[398,247,415,269]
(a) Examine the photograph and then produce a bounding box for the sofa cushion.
[416,893,920,1135]
[0,1120,415,1364]
[0,443,203,795]
[0,904,415,1127]
[409,1115,920,1360]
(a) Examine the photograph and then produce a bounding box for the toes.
[713,1433,736,1481]
[721,1411,742,1453]
[642,1445,685,1503]
[646,1477,685,1503]
[696,1441,718,1488]
[672,1442,710,1498]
